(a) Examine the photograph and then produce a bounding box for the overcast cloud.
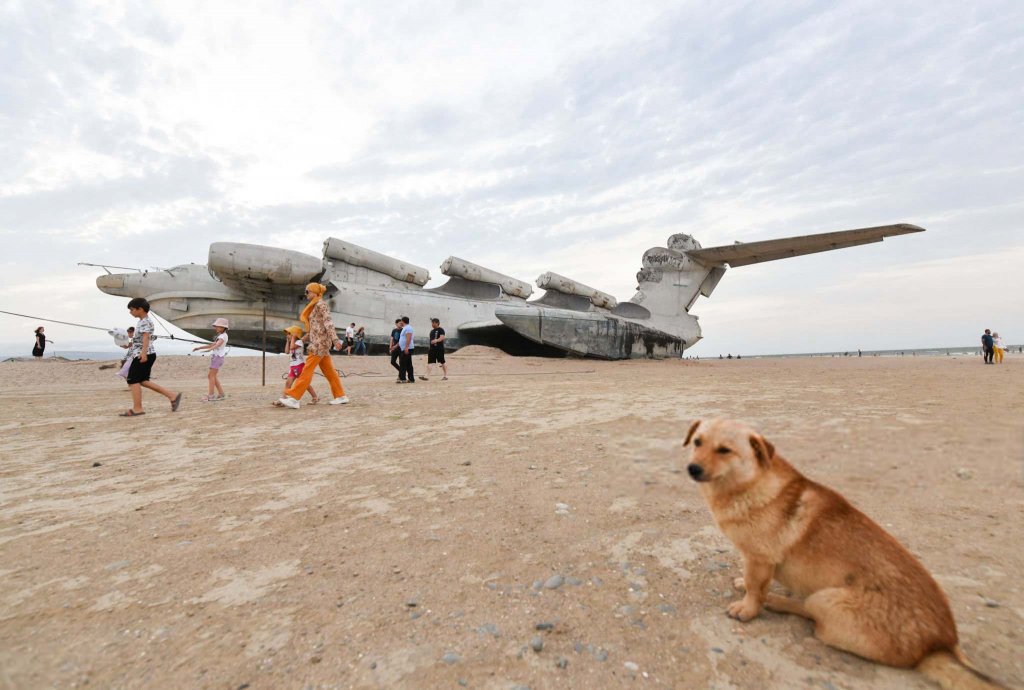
[1,0,1022,356]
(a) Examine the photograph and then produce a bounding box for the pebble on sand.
[543,574,564,590]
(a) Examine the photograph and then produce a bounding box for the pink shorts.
[210,355,225,370]
[289,363,305,378]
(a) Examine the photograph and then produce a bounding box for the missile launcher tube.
[535,271,618,309]
[440,256,533,298]
[208,243,323,285]
[323,238,430,286]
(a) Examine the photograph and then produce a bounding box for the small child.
[192,318,229,401]
[277,326,319,404]
[116,326,135,380]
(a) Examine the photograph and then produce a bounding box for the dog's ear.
[749,433,775,467]
[683,419,701,447]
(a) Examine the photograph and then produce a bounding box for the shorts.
[346,338,354,346]
[210,355,225,370]
[117,358,132,379]
[289,363,305,378]
[427,347,445,364]
[126,354,156,384]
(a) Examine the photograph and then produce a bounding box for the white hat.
[211,317,230,329]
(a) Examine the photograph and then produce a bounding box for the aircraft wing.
[685,223,924,268]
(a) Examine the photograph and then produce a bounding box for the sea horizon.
[2,344,1017,362]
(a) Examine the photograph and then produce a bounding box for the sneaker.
[277,396,300,409]
[330,396,349,405]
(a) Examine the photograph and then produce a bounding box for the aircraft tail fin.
[685,223,924,268]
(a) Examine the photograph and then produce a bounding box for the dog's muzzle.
[687,463,708,481]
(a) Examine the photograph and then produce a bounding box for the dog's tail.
[917,648,1008,689]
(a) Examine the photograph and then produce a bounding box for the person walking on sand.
[389,318,403,381]
[981,329,994,365]
[354,325,367,355]
[32,326,49,358]
[120,297,182,417]
[192,318,230,401]
[345,322,355,355]
[992,332,1005,364]
[276,283,348,409]
[277,326,318,404]
[419,317,448,381]
[116,326,135,381]
[397,316,415,384]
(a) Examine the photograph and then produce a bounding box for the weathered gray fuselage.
[95,224,923,359]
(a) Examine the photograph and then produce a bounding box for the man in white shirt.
[345,323,355,355]
[397,316,415,383]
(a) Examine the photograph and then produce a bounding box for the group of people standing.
[980,329,1007,365]
[99,281,455,415]
[388,316,448,383]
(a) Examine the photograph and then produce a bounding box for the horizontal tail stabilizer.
[686,223,924,268]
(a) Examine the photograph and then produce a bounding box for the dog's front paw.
[733,577,746,592]
[726,598,761,621]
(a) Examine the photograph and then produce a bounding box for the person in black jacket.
[388,318,403,381]
[32,326,47,358]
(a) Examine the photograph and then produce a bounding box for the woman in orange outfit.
[276,283,348,408]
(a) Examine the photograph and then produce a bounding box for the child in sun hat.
[277,325,319,404]
[192,317,230,401]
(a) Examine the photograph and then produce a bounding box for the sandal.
[309,398,319,405]
[171,393,183,411]
[119,410,145,417]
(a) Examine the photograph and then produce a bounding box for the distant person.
[992,332,1005,364]
[354,326,367,355]
[981,329,994,365]
[397,316,415,383]
[116,326,136,381]
[420,317,448,381]
[276,326,318,404]
[192,318,229,401]
[120,297,182,417]
[388,318,403,381]
[858,349,862,357]
[277,283,348,408]
[345,322,356,355]
[32,326,48,358]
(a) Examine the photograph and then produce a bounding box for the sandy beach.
[1,350,1021,689]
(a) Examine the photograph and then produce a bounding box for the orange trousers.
[286,354,344,400]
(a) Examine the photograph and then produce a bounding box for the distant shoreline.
[2,344,1018,362]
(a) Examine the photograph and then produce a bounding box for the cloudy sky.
[1,0,1022,357]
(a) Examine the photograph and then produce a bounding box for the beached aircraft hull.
[94,224,923,359]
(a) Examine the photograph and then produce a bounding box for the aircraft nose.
[96,274,125,291]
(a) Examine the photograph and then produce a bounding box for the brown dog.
[684,418,1006,690]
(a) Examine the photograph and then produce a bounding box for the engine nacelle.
[323,238,430,286]
[440,256,533,298]
[536,271,618,309]
[208,243,322,287]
